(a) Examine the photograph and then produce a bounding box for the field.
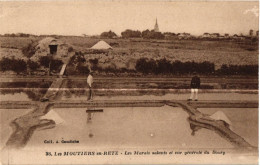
[0,36,258,71]
[60,36,259,69]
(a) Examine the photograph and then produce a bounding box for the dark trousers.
[88,87,93,100]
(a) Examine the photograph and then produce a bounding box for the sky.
[0,0,259,36]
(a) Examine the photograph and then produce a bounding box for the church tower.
[154,18,159,32]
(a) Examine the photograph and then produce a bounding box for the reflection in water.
[0,89,48,101]
[0,81,52,101]
[0,81,52,88]
[86,111,94,138]
[86,108,104,138]
[86,112,94,123]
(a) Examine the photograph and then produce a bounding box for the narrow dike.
[167,101,256,150]
[4,78,65,149]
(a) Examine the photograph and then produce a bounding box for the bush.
[135,58,215,75]
[136,58,157,74]
[39,56,63,72]
[0,57,13,71]
[27,60,40,70]
[89,58,98,65]
[217,64,258,76]
[69,52,86,65]
[89,58,99,70]
[135,58,258,76]
[11,58,27,73]
[65,64,90,75]
[50,59,63,71]
[22,42,37,58]
[157,58,172,74]
[84,49,107,54]
[77,65,90,75]
[39,56,51,68]
[68,47,74,52]
[0,57,27,74]
[136,58,149,74]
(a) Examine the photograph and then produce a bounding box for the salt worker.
[87,71,94,101]
[187,72,200,101]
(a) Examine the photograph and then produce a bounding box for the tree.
[249,29,254,36]
[224,33,229,37]
[141,29,164,39]
[141,29,150,38]
[100,30,117,38]
[121,29,142,38]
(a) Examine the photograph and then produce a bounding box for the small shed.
[31,37,73,64]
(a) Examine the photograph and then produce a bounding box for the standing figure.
[188,72,200,101]
[87,72,93,101]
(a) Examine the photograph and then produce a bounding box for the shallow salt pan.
[26,106,234,149]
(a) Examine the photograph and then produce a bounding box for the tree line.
[0,57,63,75]
[0,56,257,76]
[100,29,259,40]
[101,29,165,39]
[135,58,258,76]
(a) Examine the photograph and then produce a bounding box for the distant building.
[164,32,177,40]
[210,33,220,38]
[218,35,225,39]
[178,33,191,39]
[154,18,159,32]
[232,34,245,40]
[201,33,210,38]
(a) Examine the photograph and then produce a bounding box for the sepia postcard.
[0,0,258,164]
